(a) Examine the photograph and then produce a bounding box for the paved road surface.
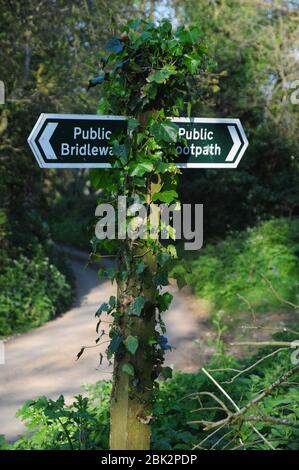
[0,250,212,441]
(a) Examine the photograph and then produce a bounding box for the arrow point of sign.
[226,125,242,162]
[38,122,58,160]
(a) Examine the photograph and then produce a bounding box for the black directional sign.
[28,114,127,168]
[28,114,248,168]
[172,117,248,168]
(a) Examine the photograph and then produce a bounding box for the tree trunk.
[109,116,160,450]
[110,248,156,450]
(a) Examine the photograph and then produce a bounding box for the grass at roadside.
[171,218,299,315]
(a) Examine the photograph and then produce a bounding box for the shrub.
[0,247,73,337]
[10,382,111,451]
[4,344,298,450]
[49,195,94,251]
[172,218,299,313]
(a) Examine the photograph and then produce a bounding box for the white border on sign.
[170,117,249,169]
[27,114,127,168]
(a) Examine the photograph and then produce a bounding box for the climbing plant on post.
[88,19,211,450]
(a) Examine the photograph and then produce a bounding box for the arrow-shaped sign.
[171,117,248,168]
[28,114,128,168]
[28,114,248,168]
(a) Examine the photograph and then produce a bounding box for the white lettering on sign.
[177,143,221,158]
[179,127,214,141]
[61,143,114,157]
[73,127,112,140]
[178,126,220,158]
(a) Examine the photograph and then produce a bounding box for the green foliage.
[48,195,95,251]
[0,0,135,255]
[153,348,299,450]
[6,344,298,450]
[172,218,299,314]
[176,0,299,239]
[122,363,135,376]
[124,335,139,355]
[0,247,73,337]
[0,2,143,343]
[152,190,178,204]
[150,122,179,143]
[10,382,111,450]
[127,296,147,317]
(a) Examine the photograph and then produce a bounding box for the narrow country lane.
[0,250,212,441]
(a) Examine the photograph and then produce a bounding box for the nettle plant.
[87,19,212,449]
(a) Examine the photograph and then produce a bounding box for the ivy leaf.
[109,296,116,308]
[157,292,173,312]
[173,271,187,290]
[160,19,172,35]
[114,58,130,72]
[152,190,178,204]
[76,347,85,361]
[127,296,146,316]
[177,26,202,45]
[88,74,106,88]
[136,261,146,274]
[183,54,201,74]
[124,335,139,355]
[154,270,169,287]
[150,122,179,143]
[105,37,124,54]
[128,118,139,131]
[98,267,105,279]
[159,335,172,351]
[127,19,142,30]
[106,267,116,282]
[167,244,178,259]
[140,31,152,41]
[160,366,173,379]
[122,363,134,376]
[113,144,129,164]
[166,225,176,240]
[95,302,109,317]
[157,252,171,267]
[107,334,122,358]
[97,97,110,114]
[147,65,177,84]
[89,169,112,190]
[131,162,153,177]
[99,353,103,366]
[95,296,116,317]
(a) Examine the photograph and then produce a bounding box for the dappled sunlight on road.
[0,255,212,441]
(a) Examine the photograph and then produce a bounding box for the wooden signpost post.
[28,19,248,450]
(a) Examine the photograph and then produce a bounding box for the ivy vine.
[84,19,212,401]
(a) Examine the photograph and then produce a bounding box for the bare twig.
[230,341,294,347]
[260,273,299,309]
[245,415,299,430]
[222,348,288,384]
[196,366,299,437]
[192,423,226,450]
[200,368,276,450]
[240,325,299,336]
[237,293,256,321]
